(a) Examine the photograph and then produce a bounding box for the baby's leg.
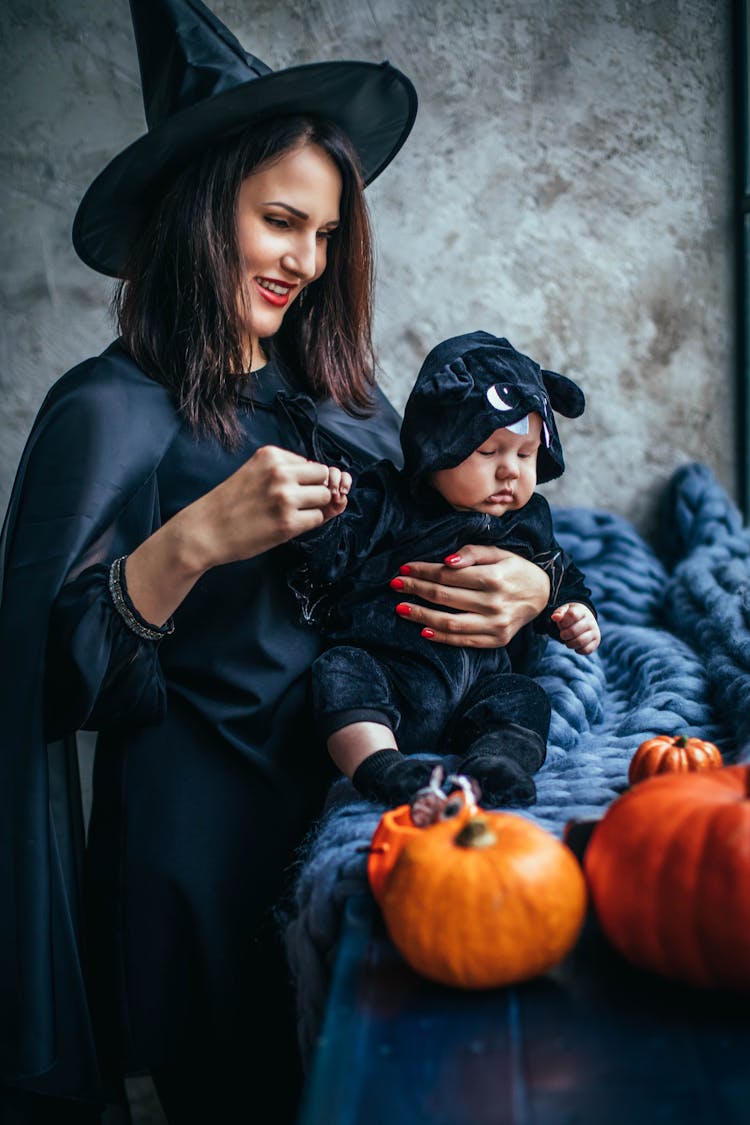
[328,720,397,778]
[452,673,550,808]
[330,722,441,806]
[459,725,546,807]
[312,646,442,806]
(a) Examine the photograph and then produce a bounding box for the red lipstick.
[255,277,294,307]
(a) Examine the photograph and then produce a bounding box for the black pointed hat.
[72,0,418,278]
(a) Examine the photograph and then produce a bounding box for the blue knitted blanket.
[284,463,750,1060]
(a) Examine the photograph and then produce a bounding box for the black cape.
[0,345,181,1099]
[0,341,402,1100]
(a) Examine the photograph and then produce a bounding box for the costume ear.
[541,369,585,418]
[419,357,475,403]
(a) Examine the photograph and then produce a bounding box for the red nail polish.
[395,603,411,617]
[444,554,462,565]
[390,577,404,590]
[421,627,435,638]
[399,564,411,576]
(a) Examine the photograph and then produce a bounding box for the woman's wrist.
[163,499,221,578]
[125,509,213,625]
[529,558,552,613]
[109,556,175,640]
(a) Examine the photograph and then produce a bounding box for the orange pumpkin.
[584,764,750,989]
[367,804,422,906]
[628,734,722,784]
[380,803,587,989]
[367,785,472,905]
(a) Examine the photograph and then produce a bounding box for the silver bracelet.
[108,555,175,642]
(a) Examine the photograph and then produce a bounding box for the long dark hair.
[113,115,376,446]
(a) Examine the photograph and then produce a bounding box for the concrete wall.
[0,0,735,538]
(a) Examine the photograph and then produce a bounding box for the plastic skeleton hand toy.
[409,765,481,826]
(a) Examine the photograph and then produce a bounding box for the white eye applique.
[486,384,514,411]
[487,383,553,445]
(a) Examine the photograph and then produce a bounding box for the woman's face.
[236,141,342,362]
[429,414,542,515]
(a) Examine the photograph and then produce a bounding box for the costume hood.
[400,331,585,487]
[73,0,417,277]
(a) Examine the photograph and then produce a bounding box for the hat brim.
[72,59,417,277]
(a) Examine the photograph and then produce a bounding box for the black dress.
[0,340,401,1114]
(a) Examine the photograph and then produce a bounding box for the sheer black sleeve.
[45,561,167,739]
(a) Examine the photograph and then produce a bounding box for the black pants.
[312,644,551,751]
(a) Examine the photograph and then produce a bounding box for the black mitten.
[459,723,546,809]
[352,750,442,807]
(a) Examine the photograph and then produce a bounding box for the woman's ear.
[541,369,585,418]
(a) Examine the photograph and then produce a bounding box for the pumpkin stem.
[455,816,498,849]
[675,735,689,748]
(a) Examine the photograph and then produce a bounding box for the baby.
[290,331,600,808]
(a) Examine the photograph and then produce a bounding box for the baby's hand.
[320,466,351,522]
[550,603,601,655]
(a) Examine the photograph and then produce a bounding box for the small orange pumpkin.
[367,804,422,906]
[584,764,750,990]
[379,802,587,989]
[628,734,722,784]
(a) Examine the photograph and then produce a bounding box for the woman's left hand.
[390,544,551,648]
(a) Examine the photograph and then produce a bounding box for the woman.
[0,2,551,1122]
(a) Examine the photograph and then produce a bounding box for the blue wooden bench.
[297,838,750,1125]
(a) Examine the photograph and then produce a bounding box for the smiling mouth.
[255,277,295,306]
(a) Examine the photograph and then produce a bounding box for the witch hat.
[72,0,417,278]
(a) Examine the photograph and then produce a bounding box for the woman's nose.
[281,235,318,282]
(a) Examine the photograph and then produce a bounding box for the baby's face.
[429,414,541,515]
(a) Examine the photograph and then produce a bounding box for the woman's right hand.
[124,445,341,625]
[186,444,346,569]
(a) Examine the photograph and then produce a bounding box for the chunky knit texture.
[283,463,750,1061]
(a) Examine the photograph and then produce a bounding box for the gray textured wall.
[0,0,734,537]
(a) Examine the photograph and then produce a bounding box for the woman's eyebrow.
[261,200,340,225]
[261,201,308,218]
